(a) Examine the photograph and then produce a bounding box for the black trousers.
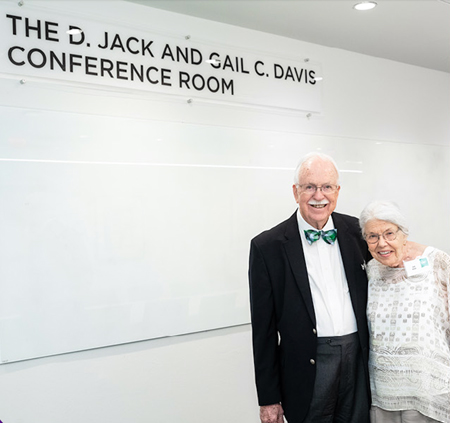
[302,332,370,423]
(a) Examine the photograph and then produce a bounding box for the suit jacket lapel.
[333,213,359,312]
[283,212,316,327]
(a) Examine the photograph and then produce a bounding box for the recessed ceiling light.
[205,59,221,65]
[66,28,83,35]
[353,1,377,11]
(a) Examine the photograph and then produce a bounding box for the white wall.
[0,325,258,423]
[0,1,449,423]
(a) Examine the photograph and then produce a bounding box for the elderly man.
[249,152,371,423]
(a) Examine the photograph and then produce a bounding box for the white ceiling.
[126,0,450,73]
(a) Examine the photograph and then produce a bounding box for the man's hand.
[260,403,284,423]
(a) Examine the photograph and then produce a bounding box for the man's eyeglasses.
[296,184,339,195]
[365,229,400,244]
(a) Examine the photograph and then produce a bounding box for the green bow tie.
[304,229,337,245]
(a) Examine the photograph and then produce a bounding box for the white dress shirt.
[296,209,357,337]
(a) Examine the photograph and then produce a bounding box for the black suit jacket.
[249,211,371,423]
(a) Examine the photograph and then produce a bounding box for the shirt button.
[310,359,315,365]
[312,328,317,335]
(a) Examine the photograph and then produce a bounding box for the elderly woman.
[360,201,450,423]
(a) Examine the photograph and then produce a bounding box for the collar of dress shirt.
[296,208,335,234]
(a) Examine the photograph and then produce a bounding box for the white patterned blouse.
[367,246,450,423]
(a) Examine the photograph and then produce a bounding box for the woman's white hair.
[359,200,409,236]
[293,152,340,185]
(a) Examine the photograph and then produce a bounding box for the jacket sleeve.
[248,237,282,406]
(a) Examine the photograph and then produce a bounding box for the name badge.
[403,257,430,277]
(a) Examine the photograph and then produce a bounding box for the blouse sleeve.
[433,249,450,315]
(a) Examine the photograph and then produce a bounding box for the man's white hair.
[293,152,340,185]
